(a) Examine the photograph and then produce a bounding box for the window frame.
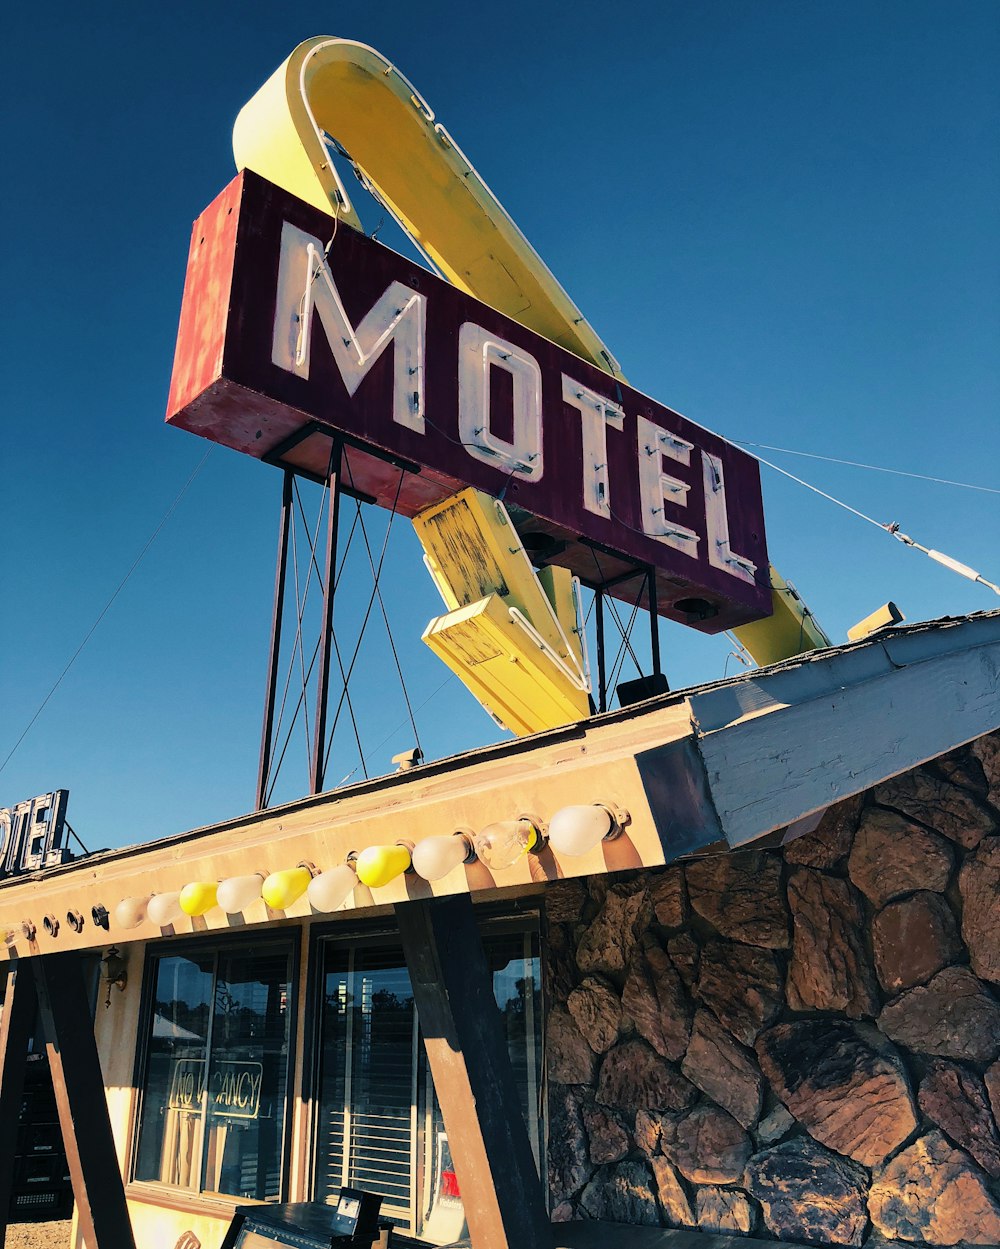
[129,931,300,1207]
[303,906,544,1237]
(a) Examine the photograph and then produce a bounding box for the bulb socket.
[42,914,60,938]
[66,910,85,934]
[91,905,110,930]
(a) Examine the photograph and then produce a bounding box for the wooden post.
[0,962,35,1247]
[395,895,553,1249]
[32,952,136,1249]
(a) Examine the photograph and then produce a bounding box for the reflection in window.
[134,943,293,1201]
[314,925,541,1239]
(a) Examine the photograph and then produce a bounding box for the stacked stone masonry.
[544,730,1000,1247]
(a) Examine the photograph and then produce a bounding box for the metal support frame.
[257,470,294,810]
[595,589,607,713]
[395,895,553,1249]
[311,438,344,794]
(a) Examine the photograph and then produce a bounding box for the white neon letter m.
[272,221,427,433]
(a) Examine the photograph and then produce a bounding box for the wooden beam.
[32,952,136,1249]
[0,963,35,1247]
[396,895,553,1249]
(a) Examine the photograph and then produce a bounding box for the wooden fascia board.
[689,617,1000,846]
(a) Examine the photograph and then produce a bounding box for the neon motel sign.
[167,171,771,631]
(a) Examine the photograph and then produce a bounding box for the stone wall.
[543,732,1000,1247]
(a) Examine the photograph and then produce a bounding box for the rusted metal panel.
[166,171,771,632]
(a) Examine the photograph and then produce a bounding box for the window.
[312,922,542,1240]
[133,940,295,1202]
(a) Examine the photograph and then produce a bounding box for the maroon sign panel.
[167,171,771,631]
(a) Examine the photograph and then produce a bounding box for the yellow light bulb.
[355,844,412,889]
[261,867,313,910]
[179,882,218,917]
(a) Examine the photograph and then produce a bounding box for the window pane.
[201,948,292,1201]
[315,946,415,1220]
[134,953,214,1188]
[314,924,542,1241]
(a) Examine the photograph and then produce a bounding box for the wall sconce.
[147,892,184,927]
[473,818,544,870]
[411,832,475,881]
[179,882,219,917]
[261,863,315,910]
[114,897,149,930]
[217,872,265,914]
[547,803,629,855]
[307,860,358,912]
[102,946,127,1009]
[355,844,413,889]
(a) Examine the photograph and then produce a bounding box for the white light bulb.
[217,873,264,914]
[473,820,539,871]
[307,864,357,912]
[114,896,149,929]
[411,834,471,881]
[547,804,614,856]
[147,892,184,926]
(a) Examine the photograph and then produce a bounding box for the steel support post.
[32,952,136,1249]
[311,439,343,793]
[395,896,553,1249]
[647,567,661,678]
[256,469,295,810]
[0,963,34,1246]
[595,588,607,712]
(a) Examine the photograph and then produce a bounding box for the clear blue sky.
[2,2,998,852]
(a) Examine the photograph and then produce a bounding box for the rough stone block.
[567,975,622,1054]
[786,867,879,1017]
[658,1104,753,1185]
[686,851,789,948]
[681,1008,763,1129]
[622,937,692,1061]
[596,1039,697,1113]
[959,834,1000,984]
[744,1136,869,1247]
[874,768,995,849]
[756,1020,916,1167]
[877,966,1000,1063]
[849,807,954,907]
[872,890,963,994]
[918,1059,1000,1179]
[696,939,784,1045]
[868,1131,1000,1246]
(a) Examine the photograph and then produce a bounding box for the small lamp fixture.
[261,864,315,910]
[307,860,358,912]
[66,910,85,934]
[101,946,127,1008]
[179,882,219,918]
[473,818,543,871]
[42,914,60,938]
[114,896,150,930]
[147,892,185,927]
[411,832,475,881]
[91,904,110,931]
[217,873,265,914]
[354,843,412,889]
[547,803,628,856]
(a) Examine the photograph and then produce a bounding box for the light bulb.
[355,844,411,889]
[217,873,265,914]
[114,896,150,930]
[147,892,184,926]
[547,804,615,856]
[307,864,357,912]
[411,834,472,881]
[179,882,219,917]
[261,866,312,910]
[473,819,540,871]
